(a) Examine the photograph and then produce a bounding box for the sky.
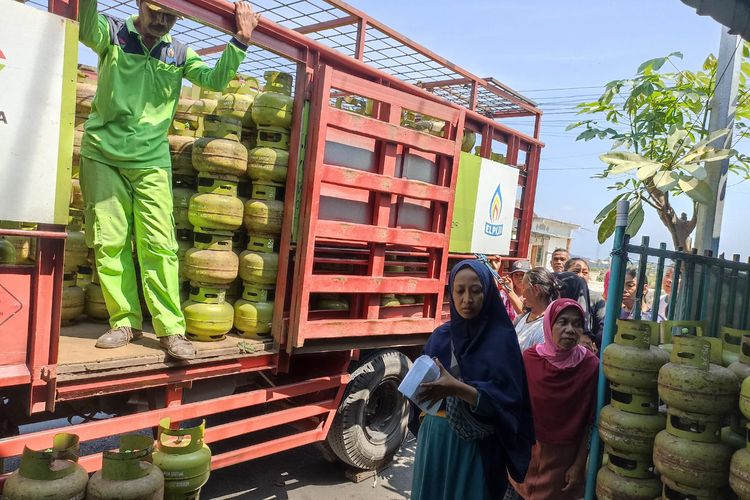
[76,0,750,261]
[342,0,750,260]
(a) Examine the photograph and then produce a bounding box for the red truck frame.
[0,0,543,479]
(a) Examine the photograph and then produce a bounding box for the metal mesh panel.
[31,0,537,117]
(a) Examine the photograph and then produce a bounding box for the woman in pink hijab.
[508,298,599,499]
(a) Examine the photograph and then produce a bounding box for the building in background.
[528,213,580,269]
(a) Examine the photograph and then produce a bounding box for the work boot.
[95,326,143,348]
[159,334,196,360]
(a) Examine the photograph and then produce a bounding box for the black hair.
[625,267,649,285]
[552,248,569,255]
[525,267,563,304]
[564,257,590,271]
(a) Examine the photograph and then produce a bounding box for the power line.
[518,85,606,92]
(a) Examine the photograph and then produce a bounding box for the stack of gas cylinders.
[2,418,211,500]
[597,320,668,499]
[170,70,293,341]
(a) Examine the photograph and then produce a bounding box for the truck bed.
[56,321,275,382]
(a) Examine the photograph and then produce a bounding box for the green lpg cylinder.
[595,466,661,500]
[603,320,668,389]
[662,475,726,500]
[169,135,197,179]
[85,281,109,322]
[64,229,88,273]
[192,137,248,177]
[86,435,164,500]
[461,130,476,153]
[153,418,211,500]
[193,227,233,252]
[722,327,746,367]
[76,265,92,291]
[247,146,289,183]
[0,237,17,264]
[381,294,400,307]
[234,299,274,337]
[173,185,195,231]
[61,273,85,326]
[184,248,239,285]
[2,433,88,500]
[730,438,750,499]
[183,284,234,341]
[599,404,665,455]
[609,383,660,415]
[239,250,278,285]
[317,294,350,311]
[653,429,733,490]
[4,235,31,263]
[243,199,284,235]
[196,172,239,196]
[603,446,654,479]
[203,114,242,142]
[729,334,750,386]
[251,71,294,128]
[722,425,746,451]
[741,377,750,421]
[217,77,259,127]
[188,193,244,231]
[658,335,738,415]
[256,126,290,150]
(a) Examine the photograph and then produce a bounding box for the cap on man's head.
[509,260,531,274]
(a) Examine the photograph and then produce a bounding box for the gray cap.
[509,260,531,274]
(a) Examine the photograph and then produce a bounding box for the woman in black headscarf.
[409,259,535,499]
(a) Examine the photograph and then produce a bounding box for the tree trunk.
[646,184,696,251]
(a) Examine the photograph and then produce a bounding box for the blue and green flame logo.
[484,185,504,236]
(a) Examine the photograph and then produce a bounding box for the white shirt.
[514,312,545,352]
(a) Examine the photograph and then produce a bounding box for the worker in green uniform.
[78,0,259,359]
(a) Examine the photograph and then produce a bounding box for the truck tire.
[327,350,412,470]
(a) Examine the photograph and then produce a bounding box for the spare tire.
[326,350,411,470]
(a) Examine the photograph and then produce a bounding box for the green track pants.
[80,157,185,337]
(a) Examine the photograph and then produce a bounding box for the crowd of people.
[409,249,670,500]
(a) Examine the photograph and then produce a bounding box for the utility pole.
[695,26,741,255]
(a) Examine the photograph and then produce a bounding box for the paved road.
[202,436,415,500]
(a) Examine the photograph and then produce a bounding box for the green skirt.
[411,414,491,500]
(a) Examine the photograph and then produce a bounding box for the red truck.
[0,0,542,479]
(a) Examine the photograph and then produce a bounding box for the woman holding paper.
[508,298,598,499]
[409,260,535,500]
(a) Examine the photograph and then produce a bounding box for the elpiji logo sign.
[484,184,504,236]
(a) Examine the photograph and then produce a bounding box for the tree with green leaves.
[570,49,750,250]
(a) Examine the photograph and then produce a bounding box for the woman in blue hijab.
[409,259,535,499]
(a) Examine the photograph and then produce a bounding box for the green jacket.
[78,0,247,168]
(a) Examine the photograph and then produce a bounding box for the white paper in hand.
[398,355,442,415]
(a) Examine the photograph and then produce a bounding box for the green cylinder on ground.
[2,433,88,500]
[86,435,164,500]
[153,418,211,500]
